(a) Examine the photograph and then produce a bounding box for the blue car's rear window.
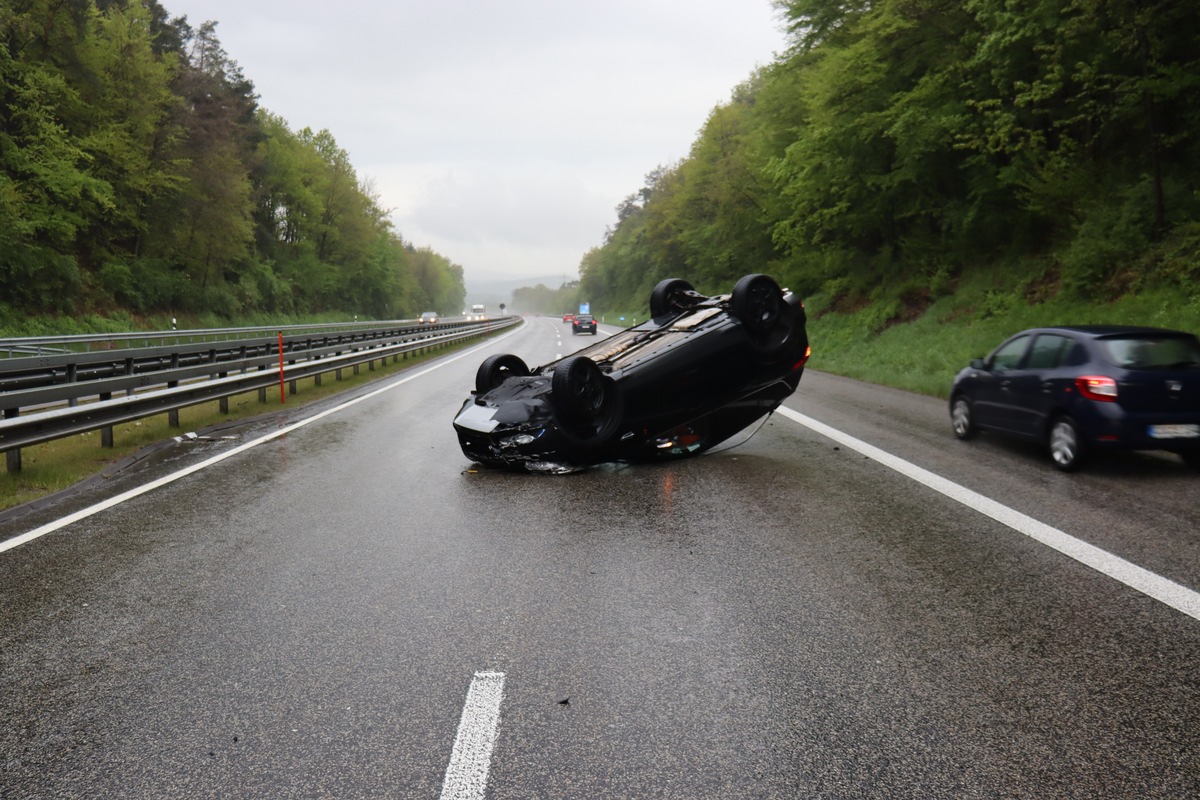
[1099,334,1200,369]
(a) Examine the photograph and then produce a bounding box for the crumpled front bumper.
[453,398,574,470]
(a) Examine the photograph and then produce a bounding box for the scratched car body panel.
[453,274,810,472]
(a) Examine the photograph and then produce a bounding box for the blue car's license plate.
[1148,424,1200,439]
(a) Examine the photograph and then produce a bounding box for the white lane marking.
[777,406,1200,621]
[0,326,525,554]
[440,671,506,800]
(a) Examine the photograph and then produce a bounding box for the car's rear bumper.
[1076,403,1200,451]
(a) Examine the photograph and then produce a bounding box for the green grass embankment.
[805,282,1200,398]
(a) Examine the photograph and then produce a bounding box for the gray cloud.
[169,0,786,282]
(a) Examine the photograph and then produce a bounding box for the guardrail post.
[99,392,114,447]
[167,380,180,427]
[4,408,19,473]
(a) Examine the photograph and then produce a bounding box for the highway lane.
[2,317,1198,798]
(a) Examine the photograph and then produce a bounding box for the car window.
[1100,334,1200,369]
[1025,334,1076,369]
[989,335,1030,370]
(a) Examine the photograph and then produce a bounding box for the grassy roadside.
[804,281,1200,398]
[0,334,487,513]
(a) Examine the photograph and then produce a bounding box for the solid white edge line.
[0,325,525,555]
[777,405,1200,621]
[440,671,506,800]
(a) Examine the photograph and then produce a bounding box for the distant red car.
[562,313,575,323]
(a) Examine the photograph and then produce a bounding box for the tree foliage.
[579,0,1200,314]
[1,0,463,321]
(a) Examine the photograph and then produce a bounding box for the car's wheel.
[731,273,783,336]
[475,354,529,395]
[1179,451,1200,470]
[1048,415,1086,472]
[951,395,978,440]
[550,356,622,443]
[650,279,697,319]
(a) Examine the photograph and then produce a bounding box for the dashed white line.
[440,671,506,800]
[777,405,1200,621]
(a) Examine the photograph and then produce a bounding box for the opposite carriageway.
[0,317,519,472]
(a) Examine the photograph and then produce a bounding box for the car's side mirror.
[970,358,987,370]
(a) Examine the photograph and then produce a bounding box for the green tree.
[0,2,105,310]
[74,0,184,266]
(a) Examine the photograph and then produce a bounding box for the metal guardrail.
[0,317,520,472]
[0,319,445,358]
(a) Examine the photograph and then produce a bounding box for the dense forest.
[578,0,1200,319]
[1,0,465,330]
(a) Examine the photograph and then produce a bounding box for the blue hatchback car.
[950,326,1200,471]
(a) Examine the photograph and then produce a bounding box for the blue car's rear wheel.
[1049,415,1086,472]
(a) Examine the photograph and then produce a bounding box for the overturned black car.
[452,274,810,472]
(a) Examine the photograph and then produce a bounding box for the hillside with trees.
[1,0,464,331]
[578,0,1200,324]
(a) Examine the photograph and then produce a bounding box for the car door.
[1004,333,1079,436]
[972,334,1031,430]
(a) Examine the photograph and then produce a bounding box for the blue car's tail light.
[1076,375,1119,402]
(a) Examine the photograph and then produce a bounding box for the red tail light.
[1075,375,1118,402]
[793,345,812,371]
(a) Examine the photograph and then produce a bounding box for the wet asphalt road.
[2,318,1199,799]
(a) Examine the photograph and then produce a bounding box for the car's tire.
[1048,415,1086,472]
[731,273,784,336]
[650,279,697,319]
[1179,451,1200,470]
[550,356,622,444]
[951,395,978,440]
[475,354,529,395]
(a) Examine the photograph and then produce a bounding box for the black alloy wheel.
[650,278,698,319]
[475,354,530,395]
[731,273,783,335]
[550,356,622,444]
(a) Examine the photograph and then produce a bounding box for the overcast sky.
[165,1,789,287]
